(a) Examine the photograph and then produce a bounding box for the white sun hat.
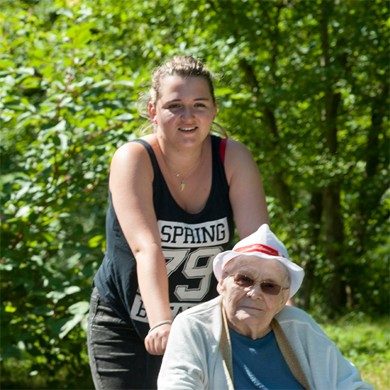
[213,224,304,298]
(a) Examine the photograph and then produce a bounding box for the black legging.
[87,288,162,390]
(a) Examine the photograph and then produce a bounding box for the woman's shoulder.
[223,137,255,166]
[275,306,329,337]
[112,137,153,162]
[109,139,156,185]
[224,136,248,150]
[276,305,316,322]
[171,298,222,340]
[175,297,221,323]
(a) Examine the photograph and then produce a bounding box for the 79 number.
[164,247,222,301]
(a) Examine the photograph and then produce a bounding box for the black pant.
[87,288,162,389]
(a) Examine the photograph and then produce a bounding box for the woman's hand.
[144,323,172,355]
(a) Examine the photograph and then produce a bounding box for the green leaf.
[68,301,89,315]
[58,314,84,339]
[114,113,133,121]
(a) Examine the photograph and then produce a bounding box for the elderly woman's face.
[217,256,290,339]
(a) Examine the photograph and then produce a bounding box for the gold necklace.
[173,160,202,192]
[157,141,203,192]
[176,173,186,192]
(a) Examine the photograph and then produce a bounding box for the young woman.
[87,56,269,389]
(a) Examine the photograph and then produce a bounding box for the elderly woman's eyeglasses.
[230,273,289,296]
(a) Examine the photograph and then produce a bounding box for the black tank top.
[94,135,234,338]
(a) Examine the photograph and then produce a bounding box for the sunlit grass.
[320,314,390,390]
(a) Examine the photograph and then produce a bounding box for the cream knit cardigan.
[158,297,373,390]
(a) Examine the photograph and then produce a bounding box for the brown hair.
[149,56,216,106]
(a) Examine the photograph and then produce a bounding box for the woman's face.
[218,256,290,339]
[148,75,217,148]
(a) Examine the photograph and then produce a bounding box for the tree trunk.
[320,0,346,315]
[299,192,322,310]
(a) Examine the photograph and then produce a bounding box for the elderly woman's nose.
[247,284,263,299]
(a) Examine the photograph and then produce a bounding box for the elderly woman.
[158,224,373,390]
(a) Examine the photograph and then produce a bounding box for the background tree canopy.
[1,0,388,387]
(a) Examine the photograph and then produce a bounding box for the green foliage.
[1,0,388,386]
[0,0,141,385]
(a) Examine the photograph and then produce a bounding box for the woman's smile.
[178,126,198,132]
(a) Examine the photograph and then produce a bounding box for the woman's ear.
[217,278,226,295]
[275,290,290,314]
[213,101,218,118]
[148,102,157,123]
[280,289,290,308]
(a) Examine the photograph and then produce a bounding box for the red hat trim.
[235,243,283,257]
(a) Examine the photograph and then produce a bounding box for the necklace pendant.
[176,173,185,191]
